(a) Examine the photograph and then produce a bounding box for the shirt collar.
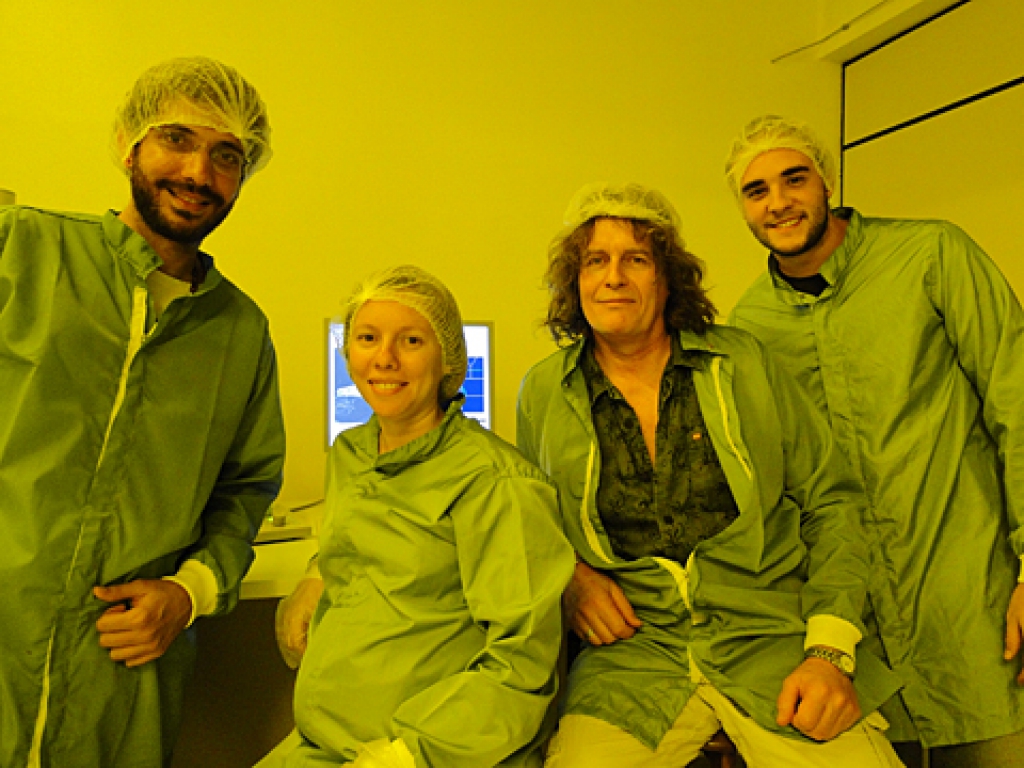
[767,207,860,298]
[818,206,859,285]
[102,209,222,293]
[579,335,702,406]
[559,326,725,389]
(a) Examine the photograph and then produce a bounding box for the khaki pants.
[545,679,904,768]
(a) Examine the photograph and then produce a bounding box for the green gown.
[270,405,574,767]
[516,325,900,750]
[732,209,1024,747]
[0,206,285,767]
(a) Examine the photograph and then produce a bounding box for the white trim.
[97,285,148,468]
[711,357,752,480]
[28,493,91,765]
[653,552,705,625]
[30,284,150,764]
[653,557,691,610]
[26,632,55,768]
[580,442,613,564]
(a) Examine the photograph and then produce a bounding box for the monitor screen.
[327,321,493,446]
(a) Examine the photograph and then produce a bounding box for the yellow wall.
[843,0,1024,293]
[0,1,842,504]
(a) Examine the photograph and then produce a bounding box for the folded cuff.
[164,559,219,627]
[804,614,862,659]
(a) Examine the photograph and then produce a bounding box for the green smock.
[277,404,574,767]
[731,209,1024,747]
[516,326,900,750]
[0,207,285,766]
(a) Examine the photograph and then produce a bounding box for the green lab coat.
[731,209,1024,747]
[0,207,285,767]
[280,405,574,767]
[516,326,900,750]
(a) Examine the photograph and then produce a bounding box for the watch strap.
[804,645,855,678]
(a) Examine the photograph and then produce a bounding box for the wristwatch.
[804,645,856,678]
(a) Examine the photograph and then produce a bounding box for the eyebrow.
[584,246,652,255]
[352,323,428,334]
[741,164,812,195]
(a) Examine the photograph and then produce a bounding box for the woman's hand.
[275,577,324,669]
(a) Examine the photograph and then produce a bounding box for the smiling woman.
[340,266,467,453]
[346,300,447,453]
[258,265,574,768]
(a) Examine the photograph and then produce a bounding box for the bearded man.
[0,56,285,767]
[729,115,1024,768]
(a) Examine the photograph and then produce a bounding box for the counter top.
[241,537,319,600]
[241,501,323,600]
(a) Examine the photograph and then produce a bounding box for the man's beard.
[130,163,234,245]
[752,197,830,259]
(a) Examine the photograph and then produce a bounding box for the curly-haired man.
[517,183,903,767]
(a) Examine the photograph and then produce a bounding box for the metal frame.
[836,0,1021,203]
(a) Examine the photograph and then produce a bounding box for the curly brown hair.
[543,217,716,343]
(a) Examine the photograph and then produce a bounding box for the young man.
[0,57,285,767]
[516,182,903,767]
[727,115,1024,767]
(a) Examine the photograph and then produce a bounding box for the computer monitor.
[327,321,493,446]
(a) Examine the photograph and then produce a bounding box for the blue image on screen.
[462,356,485,415]
[334,349,373,424]
[329,322,490,443]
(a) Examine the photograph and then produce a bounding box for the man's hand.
[276,577,324,669]
[94,580,192,667]
[1004,582,1024,685]
[563,561,641,646]
[776,656,861,741]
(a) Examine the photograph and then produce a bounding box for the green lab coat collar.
[557,330,728,388]
[359,395,468,474]
[102,210,222,294]
[767,207,861,301]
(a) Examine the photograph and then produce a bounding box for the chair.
[700,729,740,768]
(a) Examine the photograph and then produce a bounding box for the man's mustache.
[157,180,225,208]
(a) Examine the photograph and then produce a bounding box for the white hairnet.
[724,115,836,201]
[111,56,272,182]
[562,182,681,232]
[342,265,468,404]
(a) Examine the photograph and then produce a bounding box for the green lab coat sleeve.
[930,223,1024,558]
[391,472,574,767]
[762,346,871,630]
[184,331,286,615]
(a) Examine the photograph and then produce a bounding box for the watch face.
[807,646,855,677]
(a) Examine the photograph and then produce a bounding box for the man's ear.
[124,142,138,172]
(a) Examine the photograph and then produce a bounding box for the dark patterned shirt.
[580,337,740,563]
